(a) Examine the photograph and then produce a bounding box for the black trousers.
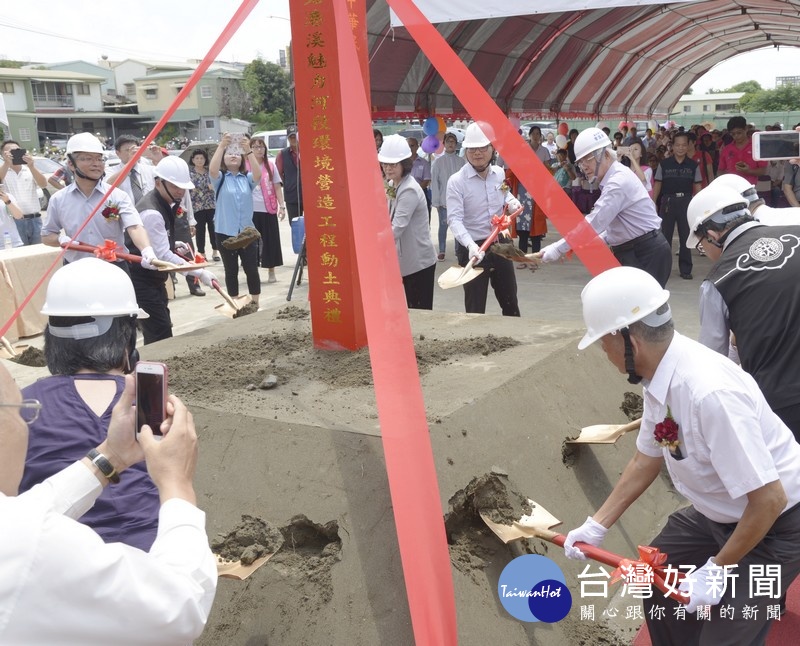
[286,202,303,222]
[215,233,261,297]
[402,263,436,310]
[194,209,216,254]
[253,210,284,268]
[660,195,693,276]
[643,504,800,645]
[131,281,172,345]
[455,240,520,316]
[612,230,672,288]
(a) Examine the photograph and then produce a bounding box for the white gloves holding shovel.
[187,269,217,287]
[563,516,608,560]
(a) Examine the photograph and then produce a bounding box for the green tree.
[708,80,762,94]
[740,84,800,111]
[243,59,293,119]
[0,59,23,68]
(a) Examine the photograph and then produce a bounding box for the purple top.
[19,374,160,551]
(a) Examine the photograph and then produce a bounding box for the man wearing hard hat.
[125,156,216,344]
[41,132,157,271]
[533,127,672,288]
[566,266,800,644]
[446,122,522,316]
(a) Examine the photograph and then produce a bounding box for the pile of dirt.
[211,514,284,565]
[620,391,644,420]
[276,305,309,320]
[10,346,46,367]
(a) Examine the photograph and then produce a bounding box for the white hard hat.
[66,132,104,155]
[686,186,750,249]
[377,134,412,164]
[595,121,609,130]
[461,122,492,149]
[578,267,670,350]
[574,128,612,162]
[42,258,148,338]
[709,173,759,204]
[154,156,194,189]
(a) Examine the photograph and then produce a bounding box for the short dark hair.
[630,304,674,344]
[114,134,139,152]
[672,132,690,144]
[399,157,414,176]
[0,140,19,153]
[727,116,747,131]
[528,125,542,137]
[190,149,209,167]
[44,316,138,375]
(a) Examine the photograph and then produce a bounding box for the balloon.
[555,134,568,149]
[435,136,445,154]
[509,115,521,131]
[648,120,658,132]
[421,134,439,154]
[618,120,627,130]
[557,122,568,136]
[422,117,439,136]
[436,116,447,133]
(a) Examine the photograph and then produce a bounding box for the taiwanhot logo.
[498,554,572,622]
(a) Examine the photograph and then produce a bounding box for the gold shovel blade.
[480,498,562,543]
[216,552,274,580]
[214,295,253,319]
[437,265,484,290]
[566,418,642,444]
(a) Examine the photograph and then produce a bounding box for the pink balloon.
[421,134,439,154]
[618,120,627,130]
[557,122,568,136]
[435,136,445,154]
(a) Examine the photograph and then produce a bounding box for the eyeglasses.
[467,145,491,154]
[0,399,42,424]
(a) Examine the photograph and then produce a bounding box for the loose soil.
[10,346,46,367]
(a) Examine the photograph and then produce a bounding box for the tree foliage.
[740,84,800,111]
[0,59,24,68]
[243,59,293,120]
[708,80,762,95]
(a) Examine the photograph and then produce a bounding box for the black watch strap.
[87,449,120,484]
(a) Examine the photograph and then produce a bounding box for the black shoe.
[189,283,206,296]
[680,273,693,280]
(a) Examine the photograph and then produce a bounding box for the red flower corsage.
[654,406,682,458]
[101,201,121,221]
[175,206,186,218]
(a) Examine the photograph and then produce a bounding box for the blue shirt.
[212,171,257,236]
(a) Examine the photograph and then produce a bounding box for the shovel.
[566,418,642,444]
[437,206,519,290]
[480,499,688,603]
[210,280,256,319]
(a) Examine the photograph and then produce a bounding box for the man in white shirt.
[446,122,522,316]
[564,266,800,644]
[106,134,156,205]
[0,139,49,245]
[0,187,24,248]
[0,360,217,644]
[430,132,465,261]
[535,127,672,288]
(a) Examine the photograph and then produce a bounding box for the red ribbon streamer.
[385,0,620,278]
[0,0,260,340]
[331,3,458,644]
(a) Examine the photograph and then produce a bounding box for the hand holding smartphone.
[135,361,168,438]
[10,149,27,165]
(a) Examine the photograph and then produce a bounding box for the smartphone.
[10,149,27,165]
[616,146,630,158]
[135,361,168,436]
[752,131,800,161]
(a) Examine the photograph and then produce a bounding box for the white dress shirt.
[636,333,800,523]
[42,182,143,263]
[551,160,662,254]
[753,203,800,226]
[113,162,156,206]
[0,461,217,644]
[446,163,508,247]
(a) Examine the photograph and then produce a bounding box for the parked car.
[251,130,288,158]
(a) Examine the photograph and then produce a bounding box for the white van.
[251,130,288,157]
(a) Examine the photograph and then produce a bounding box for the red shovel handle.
[546,532,690,604]
[64,241,142,263]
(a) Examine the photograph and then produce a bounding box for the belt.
[23,213,41,219]
[611,229,661,254]
[664,192,688,198]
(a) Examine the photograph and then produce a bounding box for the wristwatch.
[86,448,120,484]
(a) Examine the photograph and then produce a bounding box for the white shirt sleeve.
[0,467,217,645]
[139,209,188,265]
[445,173,473,248]
[698,279,731,356]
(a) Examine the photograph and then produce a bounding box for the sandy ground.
[2,221,709,645]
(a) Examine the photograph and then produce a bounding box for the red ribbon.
[94,240,122,262]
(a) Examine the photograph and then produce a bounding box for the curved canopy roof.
[367,0,800,119]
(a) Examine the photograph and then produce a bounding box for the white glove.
[467,242,485,264]
[506,197,522,212]
[58,233,78,247]
[563,516,608,560]
[140,246,157,270]
[678,558,727,613]
[188,268,217,287]
[174,241,193,258]
[540,242,564,264]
